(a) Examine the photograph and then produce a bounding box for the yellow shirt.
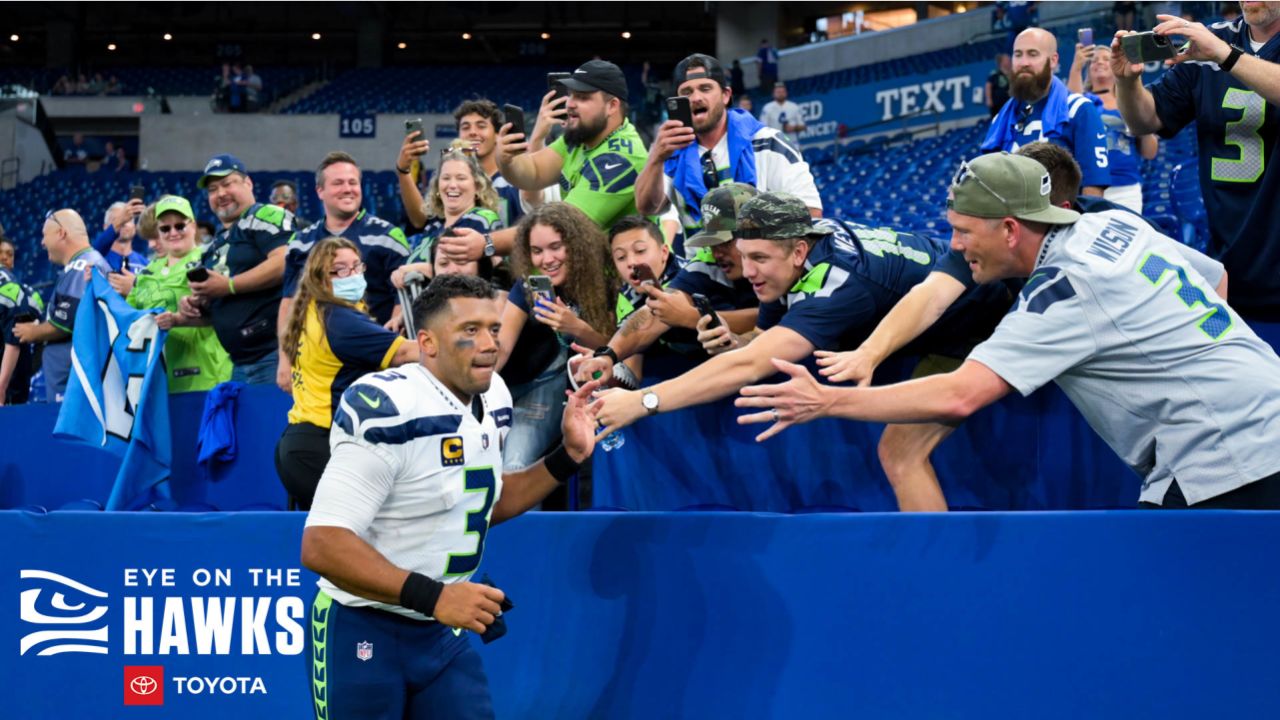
[287,301,404,427]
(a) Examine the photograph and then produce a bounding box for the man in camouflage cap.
[574,183,762,384]
[590,189,975,435]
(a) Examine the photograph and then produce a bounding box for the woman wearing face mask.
[393,147,503,288]
[275,236,419,510]
[496,202,616,473]
[125,195,232,393]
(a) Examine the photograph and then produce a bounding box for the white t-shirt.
[305,363,514,619]
[760,100,805,148]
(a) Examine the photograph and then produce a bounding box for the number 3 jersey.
[968,209,1280,505]
[305,363,514,620]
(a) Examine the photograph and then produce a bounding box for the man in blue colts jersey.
[301,274,599,719]
[982,28,1112,195]
[738,153,1280,509]
[1112,4,1280,327]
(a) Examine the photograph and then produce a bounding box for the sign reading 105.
[340,115,376,138]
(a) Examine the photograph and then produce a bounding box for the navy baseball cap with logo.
[559,59,629,101]
[674,53,727,88]
[197,154,248,189]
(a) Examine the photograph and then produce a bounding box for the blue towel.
[665,109,764,225]
[196,381,245,483]
[981,76,1072,152]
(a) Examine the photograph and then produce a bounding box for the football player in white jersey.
[301,273,599,719]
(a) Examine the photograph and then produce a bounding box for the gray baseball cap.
[948,152,1080,224]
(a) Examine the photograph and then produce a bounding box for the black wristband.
[400,572,445,616]
[543,443,581,484]
[593,345,619,364]
[1220,45,1243,72]
[396,164,412,175]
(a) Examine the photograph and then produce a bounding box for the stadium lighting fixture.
[311,32,322,40]
[9,34,18,42]
[541,32,551,40]
[107,43,117,51]
[397,42,407,49]
[163,33,173,41]
[462,32,472,40]
[621,31,632,39]
[956,3,967,11]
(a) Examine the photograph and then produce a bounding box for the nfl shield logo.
[356,641,373,662]
[482,433,490,450]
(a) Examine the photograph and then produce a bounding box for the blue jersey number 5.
[445,467,496,576]
[1137,253,1233,340]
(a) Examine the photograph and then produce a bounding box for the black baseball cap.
[674,53,727,88]
[559,59,629,101]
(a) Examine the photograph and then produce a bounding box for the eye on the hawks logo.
[356,641,373,662]
[18,569,110,656]
[125,666,165,706]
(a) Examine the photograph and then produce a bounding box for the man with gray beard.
[980,28,1111,195]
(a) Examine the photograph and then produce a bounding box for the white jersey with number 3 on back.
[305,363,513,619]
[969,210,1280,505]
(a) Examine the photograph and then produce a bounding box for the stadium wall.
[8,510,1280,718]
[0,108,56,186]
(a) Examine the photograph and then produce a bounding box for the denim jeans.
[503,356,568,472]
[231,353,279,386]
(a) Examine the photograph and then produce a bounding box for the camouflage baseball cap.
[685,183,760,248]
[734,192,831,241]
[948,152,1080,224]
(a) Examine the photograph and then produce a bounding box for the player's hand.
[433,581,506,634]
[1152,14,1229,66]
[569,342,614,386]
[495,123,528,167]
[438,228,485,263]
[562,378,604,463]
[649,120,697,162]
[189,270,232,298]
[736,358,833,442]
[1109,31,1146,79]
[814,347,879,386]
[589,388,646,440]
[398,131,429,171]
[641,285,698,329]
[696,313,736,355]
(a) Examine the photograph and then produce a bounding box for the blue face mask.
[332,273,367,302]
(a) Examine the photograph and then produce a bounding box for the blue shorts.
[309,590,494,720]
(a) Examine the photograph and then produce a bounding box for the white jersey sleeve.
[750,127,822,211]
[305,441,397,533]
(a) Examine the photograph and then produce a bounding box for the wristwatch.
[483,233,496,258]
[641,390,661,415]
[1220,44,1244,72]
[593,346,619,364]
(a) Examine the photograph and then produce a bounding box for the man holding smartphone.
[634,54,821,257]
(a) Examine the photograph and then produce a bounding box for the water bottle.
[601,428,625,452]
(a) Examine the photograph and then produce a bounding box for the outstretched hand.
[735,358,832,442]
[562,378,604,463]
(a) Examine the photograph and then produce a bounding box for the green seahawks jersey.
[550,119,649,231]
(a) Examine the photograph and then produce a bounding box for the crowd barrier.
[7,510,1280,718]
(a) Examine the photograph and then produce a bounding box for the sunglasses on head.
[951,159,1012,211]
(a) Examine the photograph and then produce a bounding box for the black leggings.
[1140,471,1280,510]
[274,422,331,511]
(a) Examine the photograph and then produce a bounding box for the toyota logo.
[130,676,158,696]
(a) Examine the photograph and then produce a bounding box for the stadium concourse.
[4,1,1280,718]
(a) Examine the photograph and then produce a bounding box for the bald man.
[980,27,1111,195]
[13,209,112,401]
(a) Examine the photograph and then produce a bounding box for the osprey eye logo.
[19,570,110,656]
[441,436,464,466]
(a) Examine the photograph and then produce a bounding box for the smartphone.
[666,96,693,128]
[404,118,426,156]
[1121,31,1179,63]
[692,293,722,330]
[503,104,526,136]
[186,267,210,283]
[547,72,572,102]
[1077,28,1093,47]
[128,184,146,202]
[527,275,554,306]
[630,264,657,286]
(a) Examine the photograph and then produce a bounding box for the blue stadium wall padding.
[6,510,1280,718]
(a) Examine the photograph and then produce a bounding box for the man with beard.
[760,82,807,149]
[981,28,1111,195]
[1112,3,1280,337]
[180,154,293,385]
[635,54,821,254]
[495,59,647,235]
[276,151,412,390]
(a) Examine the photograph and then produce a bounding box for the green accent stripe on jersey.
[616,291,637,323]
[791,262,831,295]
[311,591,333,720]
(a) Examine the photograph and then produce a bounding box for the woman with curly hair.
[496,202,617,472]
[276,236,419,509]
[394,146,503,287]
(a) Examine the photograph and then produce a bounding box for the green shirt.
[550,119,649,231]
[127,248,233,393]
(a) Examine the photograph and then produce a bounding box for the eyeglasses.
[158,222,189,234]
[950,159,1011,211]
[330,262,366,278]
